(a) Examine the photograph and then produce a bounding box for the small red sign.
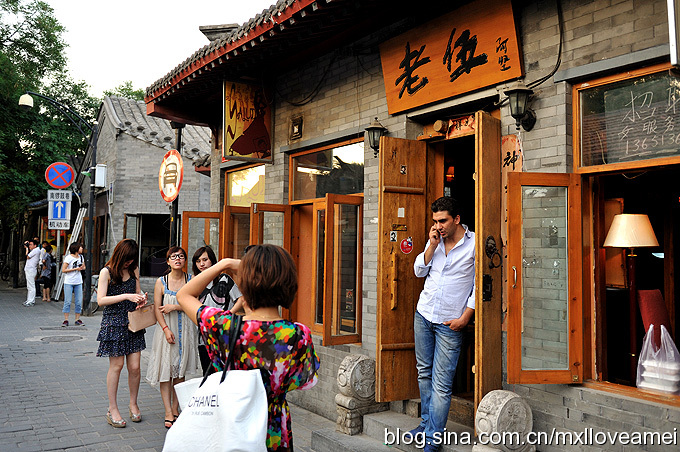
[400,237,413,254]
[45,162,75,189]
[159,150,184,202]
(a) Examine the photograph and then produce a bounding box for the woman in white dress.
[145,246,200,428]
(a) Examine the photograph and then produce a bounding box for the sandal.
[106,411,126,428]
[164,419,175,429]
[129,407,142,423]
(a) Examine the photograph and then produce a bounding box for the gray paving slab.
[0,284,332,451]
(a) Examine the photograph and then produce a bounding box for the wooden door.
[474,111,503,408]
[376,136,428,402]
[322,194,363,345]
[249,203,292,320]
[223,205,249,258]
[249,203,291,251]
[181,211,221,263]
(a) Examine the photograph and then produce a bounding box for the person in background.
[40,244,54,302]
[191,245,242,375]
[177,244,319,452]
[61,243,85,327]
[408,196,475,452]
[36,240,48,296]
[23,239,40,307]
[96,239,147,428]
[146,246,200,429]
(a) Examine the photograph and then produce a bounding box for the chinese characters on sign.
[396,42,431,98]
[380,0,522,114]
[580,71,680,168]
[446,114,476,139]
[222,81,272,163]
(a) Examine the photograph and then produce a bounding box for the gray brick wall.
[96,117,210,252]
[514,0,667,172]
[504,383,680,452]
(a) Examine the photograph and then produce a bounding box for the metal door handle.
[512,266,517,288]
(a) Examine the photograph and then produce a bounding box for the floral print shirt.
[197,306,319,451]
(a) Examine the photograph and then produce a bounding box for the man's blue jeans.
[414,310,463,446]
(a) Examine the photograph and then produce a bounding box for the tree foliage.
[104,81,145,102]
[0,0,99,240]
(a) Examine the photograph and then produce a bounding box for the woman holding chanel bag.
[96,239,148,428]
[177,244,319,451]
[146,246,200,428]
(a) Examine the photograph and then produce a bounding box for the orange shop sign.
[379,0,522,115]
[159,149,184,202]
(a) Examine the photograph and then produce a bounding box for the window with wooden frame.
[575,63,680,174]
[506,173,583,385]
[572,64,680,404]
[290,138,364,345]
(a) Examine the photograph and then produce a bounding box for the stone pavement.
[0,283,335,452]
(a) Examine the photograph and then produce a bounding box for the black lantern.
[504,81,536,131]
[365,117,387,157]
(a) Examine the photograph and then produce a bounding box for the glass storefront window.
[228,165,265,206]
[292,141,364,201]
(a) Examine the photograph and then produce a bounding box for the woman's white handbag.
[163,316,268,452]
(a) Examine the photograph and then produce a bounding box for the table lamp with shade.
[603,214,659,383]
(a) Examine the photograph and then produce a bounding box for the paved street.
[0,283,334,451]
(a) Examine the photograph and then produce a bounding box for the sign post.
[159,146,184,246]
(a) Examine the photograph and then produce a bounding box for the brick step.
[363,411,475,452]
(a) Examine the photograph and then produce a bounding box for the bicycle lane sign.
[45,162,75,189]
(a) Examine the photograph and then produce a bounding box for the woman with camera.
[177,244,319,451]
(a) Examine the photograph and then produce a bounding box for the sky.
[47,0,277,98]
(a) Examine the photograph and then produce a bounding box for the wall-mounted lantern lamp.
[365,117,387,157]
[504,81,536,132]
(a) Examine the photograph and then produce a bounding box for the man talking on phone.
[408,196,475,451]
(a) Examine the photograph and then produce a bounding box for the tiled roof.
[145,0,314,102]
[103,96,211,167]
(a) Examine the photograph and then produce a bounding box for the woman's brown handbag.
[128,303,156,332]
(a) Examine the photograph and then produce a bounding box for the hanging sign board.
[45,162,75,189]
[222,81,273,163]
[159,149,184,202]
[379,0,523,115]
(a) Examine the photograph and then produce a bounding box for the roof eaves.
[145,0,320,103]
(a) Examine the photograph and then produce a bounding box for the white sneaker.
[23,301,34,307]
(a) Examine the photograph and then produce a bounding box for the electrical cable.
[275,53,338,107]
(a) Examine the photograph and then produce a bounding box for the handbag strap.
[199,314,243,386]
[220,315,243,383]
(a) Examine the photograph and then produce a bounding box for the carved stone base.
[336,396,389,435]
[335,354,388,435]
[475,390,534,452]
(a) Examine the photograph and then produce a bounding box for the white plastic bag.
[637,324,680,394]
[163,368,268,452]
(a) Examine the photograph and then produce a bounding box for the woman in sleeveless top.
[96,239,148,428]
[145,246,200,428]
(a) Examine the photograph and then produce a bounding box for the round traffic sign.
[159,149,184,202]
[45,162,75,189]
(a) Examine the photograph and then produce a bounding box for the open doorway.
[438,134,477,420]
[596,166,680,386]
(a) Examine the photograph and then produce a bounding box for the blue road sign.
[51,201,69,220]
